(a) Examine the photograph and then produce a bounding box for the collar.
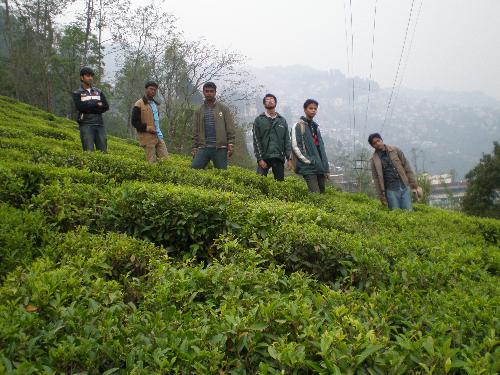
[204,100,217,108]
[80,85,94,92]
[374,145,394,157]
[260,111,280,119]
[142,96,159,105]
[300,116,317,126]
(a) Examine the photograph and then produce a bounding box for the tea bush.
[0,95,498,373]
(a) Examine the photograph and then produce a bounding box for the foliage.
[417,174,432,205]
[462,141,500,219]
[0,96,499,373]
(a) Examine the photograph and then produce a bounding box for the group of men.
[73,67,418,210]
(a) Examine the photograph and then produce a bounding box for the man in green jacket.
[252,93,292,181]
[291,99,330,193]
[191,82,235,169]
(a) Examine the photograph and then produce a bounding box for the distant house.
[423,173,467,209]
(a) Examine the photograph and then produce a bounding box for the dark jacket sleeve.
[97,91,110,114]
[224,106,236,145]
[131,106,146,132]
[283,119,292,160]
[73,91,97,113]
[73,90,108,114]
[252,118,263,160]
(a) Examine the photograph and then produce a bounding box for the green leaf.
[422,336,434,356]
[356,344,383,365]
[268,345,279,360]
[103,369,120,375]
[444,357,451,373]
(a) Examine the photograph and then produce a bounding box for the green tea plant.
[0,95,499,374]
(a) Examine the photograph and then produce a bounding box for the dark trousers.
[303,174,326,193]
[256,158,285,181]
[79,124,107,152]
[191,147,228,169]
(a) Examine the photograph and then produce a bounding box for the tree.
[111,3,177,137]
[113,55,154,137]
[153,38,254,153]
[416,174,431,205]
[2,0,75,111]
[111,2,258,159]
[462,141,500,218]
[80,0,129,74]
[51,24,102,117]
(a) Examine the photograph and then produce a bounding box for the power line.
[381,0,416,133]
[349,0,357,155]
[387,0,424,128]
[362,0,378,146]
[343,0,353,147]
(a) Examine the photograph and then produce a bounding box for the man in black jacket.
[72,67,110,152]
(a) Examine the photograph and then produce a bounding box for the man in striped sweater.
[191,82,235,169]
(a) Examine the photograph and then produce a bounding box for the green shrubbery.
[0,95,499,373]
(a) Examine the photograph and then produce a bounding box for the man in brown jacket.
[191,82,235,169]
[368,133,418,210]
[131,81,168,163]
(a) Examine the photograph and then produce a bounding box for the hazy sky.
[148,0,500,101]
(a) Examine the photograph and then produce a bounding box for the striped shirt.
[204,106,216,146]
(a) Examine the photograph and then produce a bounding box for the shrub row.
[0,222,497,374]
[2,172,491,296]
[1,158,498,291]
[0,204,54,279]
[4,124,499,253]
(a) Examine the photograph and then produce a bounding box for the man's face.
[145,86,157,99]
[264,96,276,110]
[81,73,93,86]
[304,103,318,119]
[203,87,216,101]
[370,137,385,151]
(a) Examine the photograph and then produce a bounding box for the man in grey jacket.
[368,133,418,210]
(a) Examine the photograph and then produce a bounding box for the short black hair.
[263,93,277,105]
[203,82,217,91]
[145,80,158,88]
[303,99,319,109]
[368,133,382,145]
[80,67,94,77]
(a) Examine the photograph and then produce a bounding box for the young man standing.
[368,133,418,210]
[131,81,168,163]
[73,67,109,152]
[191,82,235,169]
[291,99,330,193]
[252,93,292,181]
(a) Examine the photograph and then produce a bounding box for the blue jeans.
[79,124,107,152]
[191,147,228,169]
[386,186,413,210]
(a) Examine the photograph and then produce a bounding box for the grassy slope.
[0,95,499,374]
